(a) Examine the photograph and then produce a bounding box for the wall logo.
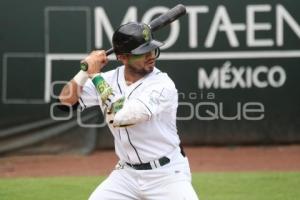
[198,61,287,89]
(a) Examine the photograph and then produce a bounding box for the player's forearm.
[59,70,89,105]
[59,80,82,106]
[59,69,89,105]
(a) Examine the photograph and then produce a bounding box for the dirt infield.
[0,145,300,177]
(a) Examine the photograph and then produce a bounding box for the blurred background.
[0,0,299,155]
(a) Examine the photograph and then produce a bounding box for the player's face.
[125,50,156,76]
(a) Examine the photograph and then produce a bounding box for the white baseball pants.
[88,149,199,200]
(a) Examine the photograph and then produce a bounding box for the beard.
[127,63,154,76]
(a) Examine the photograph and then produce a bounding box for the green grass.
[0,172,299,200]
[193,172,300,200]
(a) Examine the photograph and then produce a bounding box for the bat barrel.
[149,4,186,32]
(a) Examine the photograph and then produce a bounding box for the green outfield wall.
[0,0,299,153]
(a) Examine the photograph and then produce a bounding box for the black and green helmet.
[112,22,164,55]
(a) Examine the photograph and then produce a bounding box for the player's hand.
[83,50,108,75]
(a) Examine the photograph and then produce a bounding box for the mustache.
[146,58,155,63]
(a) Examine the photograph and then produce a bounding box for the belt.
[126,156,170,170]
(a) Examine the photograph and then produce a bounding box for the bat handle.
[106,48,114,55]
[80,48,114,71]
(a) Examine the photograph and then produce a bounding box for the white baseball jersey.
[79,65,180,164]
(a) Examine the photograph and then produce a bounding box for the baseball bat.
[105,4,186,55]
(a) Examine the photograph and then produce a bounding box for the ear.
[117,54,128,64]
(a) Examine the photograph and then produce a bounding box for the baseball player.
[59,22,199,200]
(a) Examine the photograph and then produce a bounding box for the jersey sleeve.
[78,79,99,110]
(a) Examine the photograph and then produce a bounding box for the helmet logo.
[142,25,151,41]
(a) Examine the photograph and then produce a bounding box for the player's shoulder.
[101,66,122,79]
[101,65,124,83]
[147,67,176,89]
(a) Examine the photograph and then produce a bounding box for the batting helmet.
[112,22,164,55]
